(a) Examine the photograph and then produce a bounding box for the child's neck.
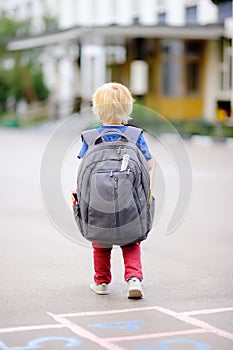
[103,123,122,126]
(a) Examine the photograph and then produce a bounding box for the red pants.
[92,242,143,284]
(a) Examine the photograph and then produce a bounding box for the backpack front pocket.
[88,171,118,229]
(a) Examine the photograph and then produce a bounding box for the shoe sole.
[128,288,143,299]
[90,285,109,295]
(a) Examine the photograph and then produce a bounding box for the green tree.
[0,16,30,54]
[0,16,49,114]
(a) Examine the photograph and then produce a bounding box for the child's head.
[92,82,134,124]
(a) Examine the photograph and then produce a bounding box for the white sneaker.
[90,282,109,295]
[127,278,143,299]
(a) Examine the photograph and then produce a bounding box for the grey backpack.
[73,126,155,246]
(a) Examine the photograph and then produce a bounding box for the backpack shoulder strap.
[81,129,99,147]
[123,126,142,144]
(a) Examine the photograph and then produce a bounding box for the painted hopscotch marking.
[181,306,233,317]
[154,306,233,342]
[0,305,232,349]
[137,338,211,350]
[47,312,126,350]
[104,328,209,342]
[56,305,233,319]
[0,324,64,334]
[48,305,233,345]
[57,306,159,318]
[0,337,82,350]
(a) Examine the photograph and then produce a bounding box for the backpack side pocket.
[71,191,83,234]
[147,195,155,233]
[73,204,83,234]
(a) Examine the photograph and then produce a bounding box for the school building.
[1,0,233,121]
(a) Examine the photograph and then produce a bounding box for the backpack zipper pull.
[120,154,129,171]
[114,177,118,189]
[109,171,113,177]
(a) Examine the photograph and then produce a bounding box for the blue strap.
[82,126,142,146]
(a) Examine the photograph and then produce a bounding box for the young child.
[77,82,153,299]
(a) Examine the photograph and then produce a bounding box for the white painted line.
[47,312,127,350]
[57,305,233,319]
[0,324,64,334]
[182,307,233,316]
[56,306,159,318]
[105,328,209,342]
[1,305,231,338]
[155,306,233,342]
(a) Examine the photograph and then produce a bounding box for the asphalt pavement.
[0,120,233,349]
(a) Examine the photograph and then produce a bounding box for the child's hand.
[147,159,153,171]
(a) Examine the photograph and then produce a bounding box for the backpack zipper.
[78,145,150,204]
[79,151,149,188]
[114,176,120,233]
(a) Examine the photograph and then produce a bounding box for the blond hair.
[92,83,133,124]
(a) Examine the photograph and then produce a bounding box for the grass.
[0,113,48,128]
[1,111,233,138]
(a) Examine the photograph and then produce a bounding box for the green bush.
[0,16,50,115]
[130,104,233,138]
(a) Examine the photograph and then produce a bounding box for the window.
[185,5,197,25]
[161,40,202,97]
[218,1,233,23]
[133,17,140,25]
[186,63,199,95]
[132,0,140,24]
[186,41,201,58]
[162,61,183,96]
[158,12,166,24]
[230,53,232,90]
[149,64,155,93]
[161,40,184,97]
[220,46,232,91]
[185,41,202,96]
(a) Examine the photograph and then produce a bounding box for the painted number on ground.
[0,337,82,350]
[137,338,210,350]
[88,319,144,330]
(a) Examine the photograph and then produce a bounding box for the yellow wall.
[110,39,207,120]
[145,39,205,120]
[145,96,203,120]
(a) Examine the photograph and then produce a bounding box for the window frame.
[160,39,203,98]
